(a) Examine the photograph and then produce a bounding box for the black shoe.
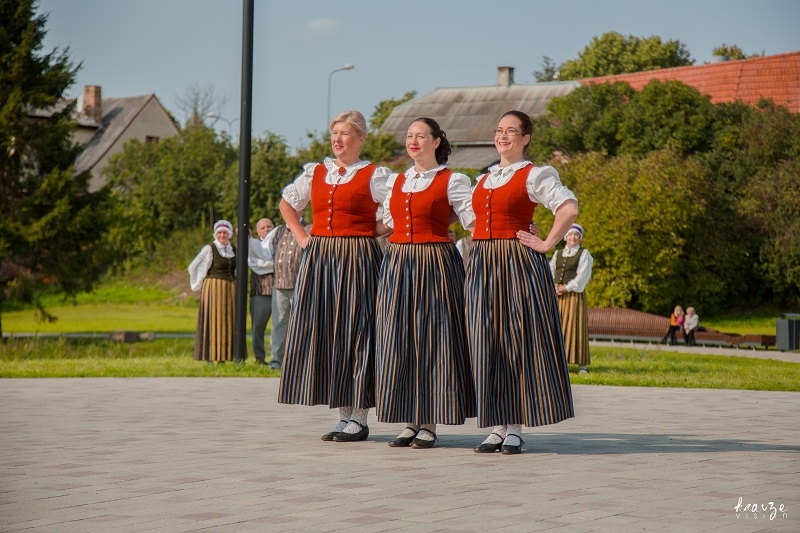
[333,421,369,442]
[501,435,525,455]
[410,428,437,449]
[321,420,348,442]
[474,432,504,453]
[388,426,419,448]
[255,360,268,366]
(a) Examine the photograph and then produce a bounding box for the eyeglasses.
[494,128,523,137]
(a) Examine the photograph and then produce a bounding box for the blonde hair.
[330,110,367,137]
[686,306,695,314]
[674,305,684,315]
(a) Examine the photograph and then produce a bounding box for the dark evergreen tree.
[0,0,114,330]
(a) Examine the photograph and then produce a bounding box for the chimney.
[83,85,102,124]
[497,66,515,87]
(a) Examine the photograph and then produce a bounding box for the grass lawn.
[1,338,797,391]
[2,277,795,390]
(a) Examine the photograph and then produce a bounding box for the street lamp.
[206,112,240,138]
[327,63,354,128]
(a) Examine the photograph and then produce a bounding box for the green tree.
[529,82,635,160]
[533,55,559,82]
[618,80,715,156]
[742,159,800,307]
[558,32,693,80]
[369,90,416,130]
[221,132,299,225]
[541,150,734,313]
[0,0,114,328]
[711,43,763,61]
[104,126,236,257]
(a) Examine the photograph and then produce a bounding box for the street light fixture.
[327,63,354,128]
[206,112,240,138]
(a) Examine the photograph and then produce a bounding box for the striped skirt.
[375,243,475,425]
[558,291,590,365]
[466,239,574,428]
[278,236,382,408]
[193,277,235,362]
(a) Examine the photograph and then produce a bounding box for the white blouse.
[481,161,576,214]
[382,165,476,230]
[247,235,274,276]
[549,245,594,293]
[282,157,392,211]
[188,239,234,292]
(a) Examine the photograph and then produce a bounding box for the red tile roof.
[580,51,800,113]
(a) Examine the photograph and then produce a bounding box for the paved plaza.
[1,378,798,532]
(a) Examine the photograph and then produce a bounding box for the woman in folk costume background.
[549,223,594,374]
[375,117,476,449]
[467,110,578,455]
[188,219,236,363]
[277,110,391,443]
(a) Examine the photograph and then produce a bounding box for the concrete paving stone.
[2,379,799,532]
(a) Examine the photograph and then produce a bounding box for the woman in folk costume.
[188,219,236,363]
[375,117,476,449]
[277,110,391,442]
[467,110,578,455]
[549,223,594,373]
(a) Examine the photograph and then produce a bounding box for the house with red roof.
[580,51,800,113]
[379,53,799,171]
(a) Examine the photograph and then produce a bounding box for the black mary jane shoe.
[410,428,437,449]
[388,426,419,448]
[500,435,525,455]
[332,421,369,442]
[321,420,348,442]
[473,432,505,453]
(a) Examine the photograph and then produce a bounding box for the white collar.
[405,164,445,180]
[323,157,370,177]
[487,160,531,177]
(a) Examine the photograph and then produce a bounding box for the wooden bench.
[587,307,776,349]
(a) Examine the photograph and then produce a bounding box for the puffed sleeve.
[247,236,274,275]
[370,165,392,206]
[448,172,475,230]
[526,165,577,214]
[282,162,318,211]
[188,245,213,292]
[381,172,401,228]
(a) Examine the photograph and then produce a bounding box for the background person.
[661,306,684,345]
[264,210,310,371]
[684,306,699,346]
[188,220,236,363]
[277,110,391,443]
[248,217,274,365]
[468,110,578,455]
[375,117,475,449]
[550,223,594,374]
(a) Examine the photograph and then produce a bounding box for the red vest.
[310,163,379,237]
[388,169,453,244]
[472,164,537,239]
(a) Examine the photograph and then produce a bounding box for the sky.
[37,0,800,151]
